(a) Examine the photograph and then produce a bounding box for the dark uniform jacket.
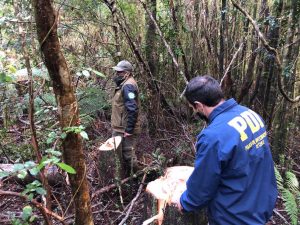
[180,99,278,225]
[111,76,141,134]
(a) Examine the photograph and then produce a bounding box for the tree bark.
[219,0,226,79]
[32,1,94,224]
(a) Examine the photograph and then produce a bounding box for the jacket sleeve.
[180,136,222,212]
[122,84,139,134]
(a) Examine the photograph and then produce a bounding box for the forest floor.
[0,115,299,225]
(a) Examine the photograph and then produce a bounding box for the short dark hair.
[184,75,224,107]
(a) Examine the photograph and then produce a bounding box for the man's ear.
[194,101,202,109]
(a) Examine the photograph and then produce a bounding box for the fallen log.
[143,166,208,225]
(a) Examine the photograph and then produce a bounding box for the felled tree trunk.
[143,166,208,225]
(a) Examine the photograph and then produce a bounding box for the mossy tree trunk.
[32,1,94,224]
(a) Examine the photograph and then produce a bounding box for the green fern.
[282,188,299,225]
[274,166,284,191]
[275,166,300,225]
[285,171,299,194]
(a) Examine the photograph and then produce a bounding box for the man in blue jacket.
[173,75,278,225]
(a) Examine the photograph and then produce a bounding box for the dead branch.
[220,42,244,86]
[231,0,300,103]
[0,190,67,225]
[91,170,144,200]
[118,173,147,225]
[92,166,158,200]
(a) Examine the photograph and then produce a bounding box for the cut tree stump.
[97,136,124,186]
[143,166,208,225]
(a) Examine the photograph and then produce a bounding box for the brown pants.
[112,131,138,167]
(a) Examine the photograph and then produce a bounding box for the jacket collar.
[208,98,237,123]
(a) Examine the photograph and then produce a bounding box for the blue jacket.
[180,99,278,225]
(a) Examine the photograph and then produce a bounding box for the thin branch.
[118,173,146,225]
[17,5,53,218]
[0,190,67,225]
[231,0,300,103]
[273,209,289,225]
[220,42,244,86]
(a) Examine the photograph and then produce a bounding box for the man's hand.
[124,132,132,137]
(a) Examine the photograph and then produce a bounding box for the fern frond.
[285,171,300,195]
[274,166,284,191]
[282,188,299,225]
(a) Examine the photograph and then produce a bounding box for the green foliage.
[56,162,76,174]
[12,205,36,225]
[275,167,300,225]
[63,125,89,140]
[22,180,46,198]
[77,87,110,117]
[282,189,299,225]
[151,148,166,175]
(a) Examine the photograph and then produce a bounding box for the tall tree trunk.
[272,0,300,163]
[145,0,159,135]
[32,1,94,224]
[237,2,258,103]
[169,0,190,81]
[219,0,226,79]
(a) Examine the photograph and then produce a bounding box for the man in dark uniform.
[172,75,277,225]
[111,60,141,174]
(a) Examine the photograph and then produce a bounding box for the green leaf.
[24,161,36,168]
[7,64,17,73]
[80,131,89,140]
[29,215,36,222]
[13,163,25,171]
[0,171,10,178]
[36,187,47,195]
[27,193,34,200]
[17,170,27,179]
[91,69,106,78]
[29,167,40,176]
[85,67,106,78]
[46,148,62,156]
[56,162,76,174]
[22,205,33,221]
[61,132,67,139]
[0,72,13,83]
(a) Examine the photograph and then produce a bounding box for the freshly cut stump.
[143,166,208,225]
[97,136,124,186]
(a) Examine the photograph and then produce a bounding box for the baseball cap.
[112,60,133,72]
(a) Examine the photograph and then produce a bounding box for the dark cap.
[112,60,133,72]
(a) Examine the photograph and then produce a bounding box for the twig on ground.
[273,209,289,225]
[118,173,147,225]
